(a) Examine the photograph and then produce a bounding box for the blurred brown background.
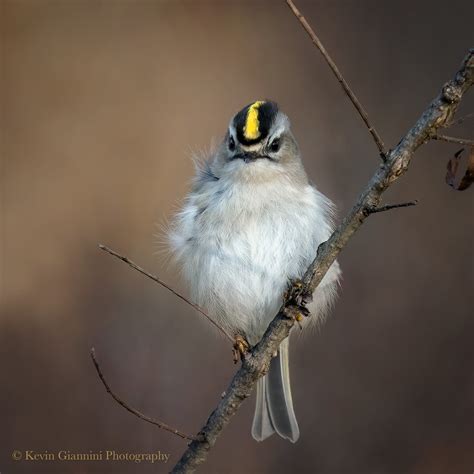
[1,1,473,473]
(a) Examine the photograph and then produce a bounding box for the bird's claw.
[284,280,311,330]
[284,278,307,306]
[232,334,250,364]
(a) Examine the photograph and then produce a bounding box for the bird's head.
[214,101,306,183]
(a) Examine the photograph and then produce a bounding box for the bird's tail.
[251,337,300,443]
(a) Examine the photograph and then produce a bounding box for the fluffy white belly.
[170,177,335,342]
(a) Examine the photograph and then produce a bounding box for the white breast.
[169,171,335,342]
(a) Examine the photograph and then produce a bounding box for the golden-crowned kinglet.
[169,101,341,442]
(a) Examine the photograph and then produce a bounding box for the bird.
[168,100,341,443]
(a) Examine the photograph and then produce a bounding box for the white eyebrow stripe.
[228,123,237,138]
[266,112,290,143]
[267,124,285,143]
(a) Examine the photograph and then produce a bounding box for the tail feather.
[251,338,300,443]
[251,378,275,441]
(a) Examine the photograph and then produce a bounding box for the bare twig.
[98,244,234,343]
[90,347,196,441]
[430,133,474,146]
[364,200,418,215]
[171,47,474,474]
[286,0,387,159]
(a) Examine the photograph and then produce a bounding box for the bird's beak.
[234,152,270,163]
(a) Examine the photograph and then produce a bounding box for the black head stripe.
[233,101,279,146]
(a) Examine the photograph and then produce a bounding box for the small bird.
[169,101,341,443]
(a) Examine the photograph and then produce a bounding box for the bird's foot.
[284,278,313,306]
[284,279,311,330]
[232,334,250,364]
[284,278,304,303]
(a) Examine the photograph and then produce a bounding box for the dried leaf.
[446,147,474,190]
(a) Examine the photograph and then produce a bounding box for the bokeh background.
[1,1,473,473]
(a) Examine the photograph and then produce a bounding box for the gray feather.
[251,378,275,441]
[251,338,300,443]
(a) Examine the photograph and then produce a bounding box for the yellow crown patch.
[243,101,265,141]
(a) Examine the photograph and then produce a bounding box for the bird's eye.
[228,136,235,151]
[270,137,280,152]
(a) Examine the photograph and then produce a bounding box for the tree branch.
[170,47,473,474]
[430,133,474,146]
[301,49,473,298]
[90,348,197,441]
[98,244,234,343]
[286,0,387,159]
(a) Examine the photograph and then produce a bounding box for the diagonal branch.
[286,0,387,159]
[98,244,234,343]
[170,47,474,474]
[301,49,473,298]
[90,348,197,441]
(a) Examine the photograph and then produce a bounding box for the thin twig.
[98,245,234,343]
[90,347,196,441]
[286,0,387,159]
[365,200,418,215]
[430,133,474,146]
[171,47,474,474]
